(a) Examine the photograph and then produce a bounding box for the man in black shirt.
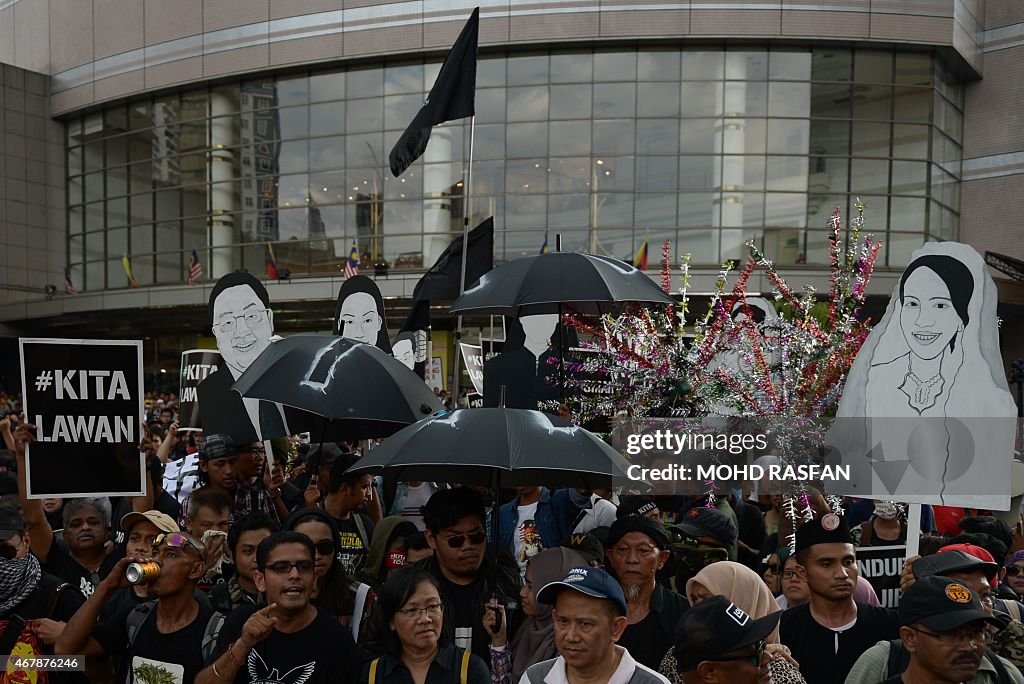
[0,506,87,684]
[779,513,899,684]
[417,488,522,664]
[323,452,376,575]
[56,531,213,683]
[198,531,357,684]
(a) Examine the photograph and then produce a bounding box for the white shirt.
[518,646,669,684]
[573,494,618,534]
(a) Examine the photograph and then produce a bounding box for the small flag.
[633,240,649,271]
[121,255,138,288]
[344,241,359,279]
[389,8,478,177]
[266,244,279,280]
[540,231,549,255]
[64,267,77,295]
[187,248,203,286]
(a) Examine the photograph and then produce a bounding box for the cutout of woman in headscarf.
[832,241,1016,506]
[334,275,392,354]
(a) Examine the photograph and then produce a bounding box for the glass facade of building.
[66,45,964,291]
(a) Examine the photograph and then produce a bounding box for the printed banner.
[460,343,484,395]
[20,338,145,498]
[178,349,220,431]
[855,544,905,608]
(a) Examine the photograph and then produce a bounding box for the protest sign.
[855,544,905,608]
[178,349,220,431]
[20,338,145,498]
[460,343,484,395]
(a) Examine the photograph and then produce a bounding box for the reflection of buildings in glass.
[151,100,181,186]
[240,83,280,241]
[307,194,327,250]
[354,191,382,260]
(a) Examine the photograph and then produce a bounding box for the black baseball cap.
[563,532,604,566]
[674,595,781,672]
[0,507,25,540]
[536,566,628,616]
[899,576,1000,631]
[672,507,738,549]
[606,515,670,550]
[912,550,999,582]
[305,442,343,470]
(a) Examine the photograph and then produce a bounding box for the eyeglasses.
[709,639,766,667]
[242,447,267,457]
[912,626,990,647]
[216,308,269,334]
[312,540,335,557]
[396,603,443,619]
[1006,565,1024,577]
[265,560,316,575]
[444,531,486,549]
[782,570,798,580]
[154,533,203,555]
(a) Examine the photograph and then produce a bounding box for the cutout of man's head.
[334,276,392,353]
[208,273,274,377]
[520,314,559,357]
[392,331,422,370]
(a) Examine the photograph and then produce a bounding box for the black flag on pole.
[389,7,479,177]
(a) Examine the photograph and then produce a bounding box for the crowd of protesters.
[2,400,1024,684]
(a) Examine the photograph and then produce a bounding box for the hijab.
[510,547,588,682]
[685,561,781,643]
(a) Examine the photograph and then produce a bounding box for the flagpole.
[451,115,476,406]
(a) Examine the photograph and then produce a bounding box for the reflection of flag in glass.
[121,255,138,288]
[632,240,649,271]
[187,248,203,286]
[266,244,279,280]
[64,267,77,294]
[540,231,549,255]
[344,241,359,278]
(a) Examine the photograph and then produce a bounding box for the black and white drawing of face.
[338,292,382,345]
[899,266,962,361]
[393,338,415,369]
[212,284,274,375]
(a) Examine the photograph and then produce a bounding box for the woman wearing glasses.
[363,565,489,684]
[284,508,376,644]
[658,561,807,684]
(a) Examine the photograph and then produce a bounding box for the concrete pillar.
[422,126,454,265]
[210,92,237,278]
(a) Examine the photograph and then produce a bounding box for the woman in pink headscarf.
[658,561,807,684]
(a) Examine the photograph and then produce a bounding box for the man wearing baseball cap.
[670,507,737,588]
[674,595,780,683]
[520,566,669,684]
[605,515,688,670]
[779,514,898,684]
[880,576,1015,684]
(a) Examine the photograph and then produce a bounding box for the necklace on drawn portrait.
[899,369,945,414]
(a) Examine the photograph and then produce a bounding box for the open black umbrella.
[232,334,441,441]
[449,251,673,317]
[345,407,634,488]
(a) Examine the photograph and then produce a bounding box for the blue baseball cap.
[536,566,627,616]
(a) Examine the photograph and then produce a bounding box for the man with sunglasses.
[198,531,357,684]
[522,566,669,684]
[673,595,780,684]
[420,488,522,664]
[669,507,737,590]
[56,531,213,683]
[606,515,687,670]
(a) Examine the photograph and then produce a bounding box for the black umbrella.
[232,334,442,441]
[345,407,634,489]
[449,251,673,317]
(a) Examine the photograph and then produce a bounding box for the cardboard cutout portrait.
[334,276,392,354]
[707,297,781,416]
[392,330,426,371]
[830,242,1016,507]
[198,272,289,443]
[483,314,566,409]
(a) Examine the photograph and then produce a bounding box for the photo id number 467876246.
[2,656,85,671]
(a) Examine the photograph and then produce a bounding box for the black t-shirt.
[779,602,899,684]
[93,598,214,684]
[0,573,87,684]
[618,611,663,670]
[215,604,358,684]
[333,513,374,575]
[42,539,120,599]
[439,575,484,653]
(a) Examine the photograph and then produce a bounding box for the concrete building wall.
[0,64,66,306]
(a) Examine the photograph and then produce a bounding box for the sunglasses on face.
[709,639,766,667]
[763,564,779,574]
[154,532,203,555]
[443,531,486,549]
[1006,565,1024,577]
[312,540,335,557]
[0,543,19,560]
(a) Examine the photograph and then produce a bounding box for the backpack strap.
[369,657,380,684]
[984,650,1013,684]
[351,582,371,643]
[1006,599,1022,623]
[459,648,470,684]
[126,601,157,649]
[352,513,370,550]
[45,580,73,619]
[886,639,910,677]
[202,612,227,665]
